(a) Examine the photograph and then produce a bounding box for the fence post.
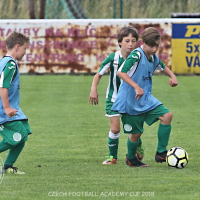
[120,0,123,18]
[113,0,116,18]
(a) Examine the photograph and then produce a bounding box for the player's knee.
[162,112,173,124]
[166,112,173,121]
[129,133,141,142]
[109,130,120,139]
[110,128,120,134]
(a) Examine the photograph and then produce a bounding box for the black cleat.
[155,151,167,163]
[126,155,149,167]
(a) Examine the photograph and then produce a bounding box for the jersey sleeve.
[98,54,112,75]
[118,51,141,73]
[156,60,166,71]
[0,60,17,89]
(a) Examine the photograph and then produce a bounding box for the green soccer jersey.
[120,48,166,74]
[0,60,17,89]
[98,50,125,102]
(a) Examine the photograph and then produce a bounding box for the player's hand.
[169,77,178,87]
[88,90,99,105]
[135,86,144,101]
[5,107,18,118]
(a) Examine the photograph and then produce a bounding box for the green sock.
[108,137,119,159]
[0,140,12,153]
[157,124,171,153]
[138,137,142,147]
[4,142,25,166]
[127,138,139,159]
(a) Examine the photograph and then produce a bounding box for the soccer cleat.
[136,144,144,161]
[155,151,167,163]
[126,155,149,167]
[103,156,117,164]
[3,167,25,175]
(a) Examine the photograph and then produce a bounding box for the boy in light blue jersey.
[89,26,144,164]
[112,27,178,167]
[0,31,30,174]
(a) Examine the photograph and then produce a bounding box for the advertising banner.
[172,23,200,73]
[0,19,171,74]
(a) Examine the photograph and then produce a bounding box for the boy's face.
[119,33,137,55]
[143,39,161,56]
[16,43,28,61]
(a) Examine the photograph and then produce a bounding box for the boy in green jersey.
[0,31,30,174]
[89,26,144,164]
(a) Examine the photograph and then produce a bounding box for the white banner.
[0,19,199,74]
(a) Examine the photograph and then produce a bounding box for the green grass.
[0,74,200,200]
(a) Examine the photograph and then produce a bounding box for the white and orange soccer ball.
[166,147,188,169]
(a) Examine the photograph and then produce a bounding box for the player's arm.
[0,88,17,118]
[88,55,112,105]
[117,71,144,101]
[159,60,178,87]
[88,73,102,105]
[117,52,144,101]
[0,61,18,118]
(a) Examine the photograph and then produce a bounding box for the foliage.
[0,0,199,19]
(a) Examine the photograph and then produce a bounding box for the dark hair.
[5,31,30,50]
[118,26,139,47]
[142,27,161,47]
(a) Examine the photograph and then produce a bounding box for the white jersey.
[98,50,125,102]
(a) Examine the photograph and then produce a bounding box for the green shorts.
[105,100,120,117]
[0,120,31,146]
[121,105,170,134]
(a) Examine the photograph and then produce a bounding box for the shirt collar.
[119,50,123,58]
[5,54,15,60]
[140,45,154,61]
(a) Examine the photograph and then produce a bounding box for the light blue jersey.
[0,56,27,124]
[112,46,165,116]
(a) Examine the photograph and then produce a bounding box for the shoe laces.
[11,167,18,173]
[105,156,113,161]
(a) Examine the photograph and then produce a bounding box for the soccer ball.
[166,147,188,169]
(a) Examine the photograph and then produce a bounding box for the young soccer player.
[112,27,178,167]
[0,31,30,174]
[88,26,144,164]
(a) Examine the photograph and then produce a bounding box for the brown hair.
[5,31,30,50]
[142,27,161,47]
[118,26,139,47]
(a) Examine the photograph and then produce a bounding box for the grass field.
[0,74,200,200]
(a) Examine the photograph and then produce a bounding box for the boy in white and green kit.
[0,31,31,174]
[89,26,144,164]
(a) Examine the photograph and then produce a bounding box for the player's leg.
[0,140,12,153]
[157,112,172,152]
[103,116,120,164]
[4,142,25,169]
[136,137,144,161]
[1,120,30,174]
[103,101,121,165]
[127,133,141,159]
[108,116,120,159]
[126,134,148,167]
[145,105,172,163]
[121,114,149,167]
[0,140,26,174]
[155,111,172,162]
